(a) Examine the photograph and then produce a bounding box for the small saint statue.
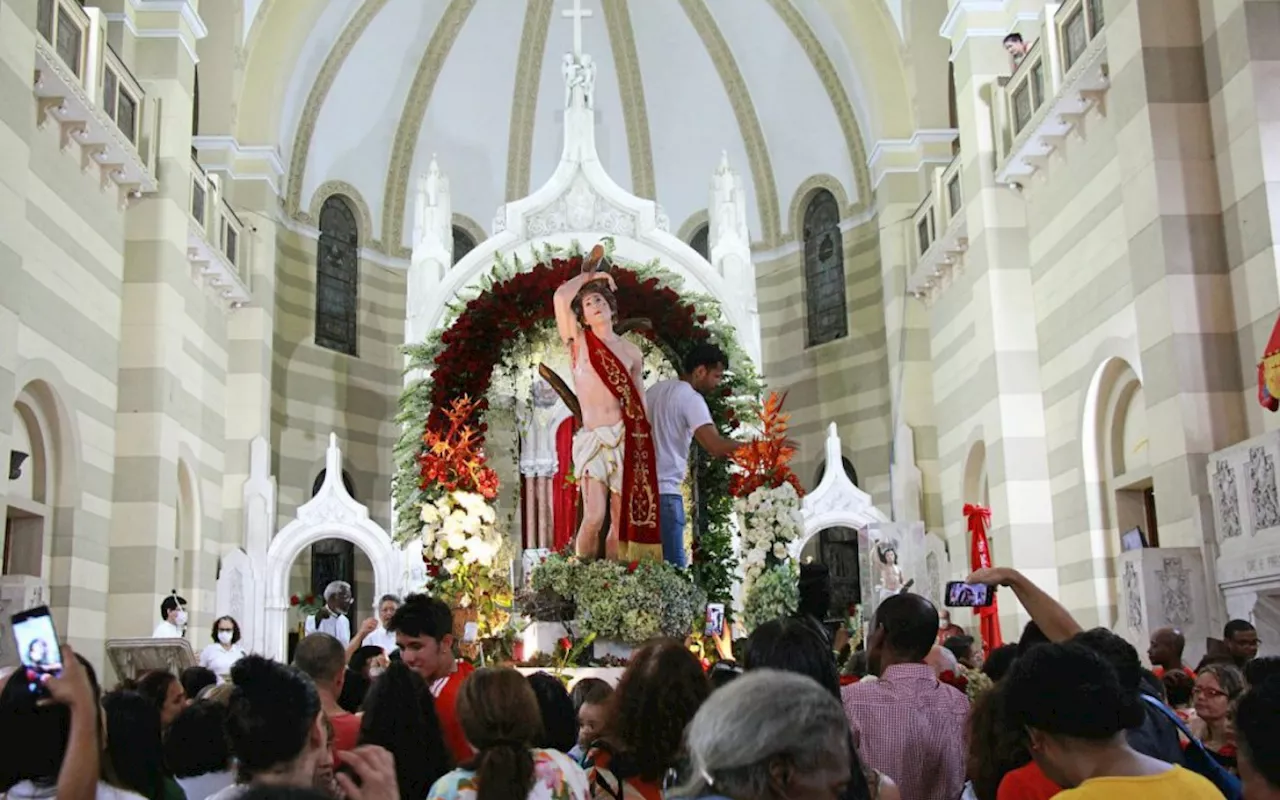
[874,539,913,603]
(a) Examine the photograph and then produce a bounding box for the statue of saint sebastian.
[553,261,662,560]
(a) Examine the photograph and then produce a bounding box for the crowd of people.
[2,566,1278,800]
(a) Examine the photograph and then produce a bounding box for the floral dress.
[427,748,590,800]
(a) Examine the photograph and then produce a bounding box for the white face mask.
[175,610,189,627]
[368,666,385,678]
[217,630,234,645]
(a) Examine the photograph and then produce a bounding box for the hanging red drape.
[963,503,1004,655]
[552,417,578,551]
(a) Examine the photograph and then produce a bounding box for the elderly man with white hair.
[304,580,353,647]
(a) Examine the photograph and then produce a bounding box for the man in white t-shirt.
[646,344,743,567]
[304,580,353,647]
[347,593,401,658]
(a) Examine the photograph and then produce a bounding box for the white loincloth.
[573,422,625,494]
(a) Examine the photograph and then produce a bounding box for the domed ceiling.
[264,0,880,256]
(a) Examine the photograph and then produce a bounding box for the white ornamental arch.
[405,43,761,366]
[262,434,403,661]
[792,423,890,559]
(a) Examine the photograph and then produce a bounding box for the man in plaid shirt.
[842,593,970,800]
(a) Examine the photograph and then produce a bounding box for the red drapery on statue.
[553,418,577,552]
[963,503,1004,655]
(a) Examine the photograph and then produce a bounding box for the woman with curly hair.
[1189,662,1245,774]
[584,638,710,799]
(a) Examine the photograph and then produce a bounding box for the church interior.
[2,0,1279,676]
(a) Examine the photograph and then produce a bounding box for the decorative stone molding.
[906,154,967,306]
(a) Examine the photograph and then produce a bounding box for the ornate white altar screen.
[403,9,762,367]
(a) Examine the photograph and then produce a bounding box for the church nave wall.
[269,226,406,534]
[754,216,894,507]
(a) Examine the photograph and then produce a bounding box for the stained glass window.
[452,225,476,267]
[689,223,710,261]
[315,196,359,356]
[804,190,847,346]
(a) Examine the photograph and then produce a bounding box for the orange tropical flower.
[419,396,499,498]
[729,391,803,498]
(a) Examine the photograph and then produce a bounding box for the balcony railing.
[33,0,157,201]
[187,158,252,307]
[993,0,1110,184]
[907,153,969,305]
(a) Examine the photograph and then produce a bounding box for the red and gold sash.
[584,328,662,560]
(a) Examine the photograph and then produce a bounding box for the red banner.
[963,503,1004,654]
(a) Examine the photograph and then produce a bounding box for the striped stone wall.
[1200,0,1280,441]
[754,217,894,508]
[0,0,127,666]
[270,225,406,534]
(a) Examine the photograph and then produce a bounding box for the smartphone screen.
[704,603,725,636]
[12,605,64,693]
[944,581,994,608]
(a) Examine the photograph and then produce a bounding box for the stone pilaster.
[1106,0,1247,631]
[943,30,1058,634]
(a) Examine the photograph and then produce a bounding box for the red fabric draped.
[963,503,1004,655]
[583,328,662,559]
[553,417,577,551]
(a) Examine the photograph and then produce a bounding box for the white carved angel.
[561,53,595,110]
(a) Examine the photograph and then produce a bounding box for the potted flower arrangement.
[408,396,514,650]
[527,552,706,657]
[730,392,805,627]
[289,593,324,639]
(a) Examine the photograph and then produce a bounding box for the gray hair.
[377,593,402,607]
[675,669,849,798]
[323,581,351,600]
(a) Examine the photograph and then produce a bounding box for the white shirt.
[175,771,234,800]
[151,621,185,639]
[4,780,147,799]
[362,625,398,654]
[305,612,351,647]
[199,643,246,683]
[646,379,714,494]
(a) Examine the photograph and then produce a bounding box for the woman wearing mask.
[151,595,188,639]
[199,617,247,685]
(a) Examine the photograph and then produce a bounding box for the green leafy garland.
[394,242,762,606]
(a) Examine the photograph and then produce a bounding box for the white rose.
[461,514,481,535]
[772,542,788,559]
[480,505,496,524]
[458,593,473,608]
[446,529,467,550]
[420,504,440,524]
[433,543,448,560]
[442,557,460,573]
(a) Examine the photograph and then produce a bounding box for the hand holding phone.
[704,603,725,637]
[11,605,64,696]
[944,581,995,608]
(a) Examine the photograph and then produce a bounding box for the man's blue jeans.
[659,494,687,568]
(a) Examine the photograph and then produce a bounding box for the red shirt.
[433,660,475,764]
[328,711,362,754]
[997,761,1060,800]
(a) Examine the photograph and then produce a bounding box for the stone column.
[944,27,1058,633]
[1199,0,1280,440]
[108,1,222,641]
[1105,0,1247,633]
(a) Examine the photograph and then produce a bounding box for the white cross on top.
[562,0,594,58]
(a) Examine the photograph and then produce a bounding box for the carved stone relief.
[1157,557,1192,627]
[1214,459,1242,541]
[1123,561,1143,632]
[925,551,941,608]
[1248,446,1280,532]
[524,177,639,238]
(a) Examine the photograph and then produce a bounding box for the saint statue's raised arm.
[552,249,661,560]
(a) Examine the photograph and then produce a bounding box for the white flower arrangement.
[419,490,504,571]
[734,482,804,594]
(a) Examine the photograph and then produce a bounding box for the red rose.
[626,560,639,574]
[426,564,440,577]
[305,595,315,605]
[558,637,572,652]
[290,594,300,606]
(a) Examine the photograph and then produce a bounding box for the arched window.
[452,225,476,266]
[315,196,359,356]
[803,190,847,346]
[689,223,710,261]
